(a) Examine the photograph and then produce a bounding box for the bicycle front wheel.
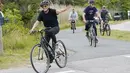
[55,40,67,68]
[72,23,75,33]
[92,29,97,47]
[106,24,111,36]
[30,44,50,73]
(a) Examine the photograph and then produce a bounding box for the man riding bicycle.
[83,0,103,42]
[100,6,112,28]
[30,0,71,63]
[68,8,78,29]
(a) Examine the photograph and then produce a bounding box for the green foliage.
[22,10,35,28]
[3,2,19,12]
[2,23,38,50]
[4,8,24,25]
[78,12,83,21]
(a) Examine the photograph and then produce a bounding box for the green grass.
[97,20,130,41]
[0,34,38,69]
[0,24,40,69]
[109,20,130,25]
[98,29,130,41]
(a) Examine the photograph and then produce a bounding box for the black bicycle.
[71,20,76,33]
[86,20,97,47]
[30,28,67,73]
[100,18,111,36]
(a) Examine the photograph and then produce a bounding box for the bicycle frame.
[88,20,95,37]
[39,31,55,59]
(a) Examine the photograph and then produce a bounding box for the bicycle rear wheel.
[30,44,50,73]
[55,40,67,68]
[106,24,111,36]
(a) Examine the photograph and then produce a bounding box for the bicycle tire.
[30,44,50,73]
[89,32,92,46]
[106,24,111,36]
[92,29,96,47]
[55,40,67,68]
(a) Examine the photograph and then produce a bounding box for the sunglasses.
[43,5,49,8]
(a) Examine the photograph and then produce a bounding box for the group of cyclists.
[30,0,112,64]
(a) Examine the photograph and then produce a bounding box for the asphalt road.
[0,25,130,73]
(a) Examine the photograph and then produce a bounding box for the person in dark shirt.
[82,0,103,42]
[30,0,71,63]
[100,6,112,26]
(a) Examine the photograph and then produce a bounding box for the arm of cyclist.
[68,11,72,21]
[30,20,40,33]
[56,5,71,15]
[82,13,87,23]
[108,12,113,20]
[96,12,103,24]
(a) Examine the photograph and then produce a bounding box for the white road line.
[55,70,75,73]
[123,55,130,58]
[122,54,130,58]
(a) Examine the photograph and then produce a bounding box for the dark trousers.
[45,26,60,43]
[44,26,60,63]
[85,22,97,36]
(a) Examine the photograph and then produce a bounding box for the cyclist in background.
[100,6,112,28]
[68,8,78,29]
[82,0,103,42]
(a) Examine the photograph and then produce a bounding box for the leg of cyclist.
[71,21,73,30]
[102,18,106,29]
[47,26,60,43]
[93,23,98,42]
[85,22,91,38]
[93,23,97,36]
[74,20,76,29]
[44,31,53,64]
[46,26,60,63]
[69,19,72,29]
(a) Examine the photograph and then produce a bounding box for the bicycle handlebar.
[31,27,52,35]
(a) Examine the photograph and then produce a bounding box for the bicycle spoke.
[55,40,67,68]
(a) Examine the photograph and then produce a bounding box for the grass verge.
[109,20,130,25]
[98,29,130,42]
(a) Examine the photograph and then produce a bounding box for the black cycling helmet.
[89,0,95,4]
[40,0,50,7]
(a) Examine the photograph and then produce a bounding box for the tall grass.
[0,23,40,68]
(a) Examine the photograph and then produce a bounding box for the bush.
[78,12,83,21]
[4,9,24,25]
[2,24,38,51]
